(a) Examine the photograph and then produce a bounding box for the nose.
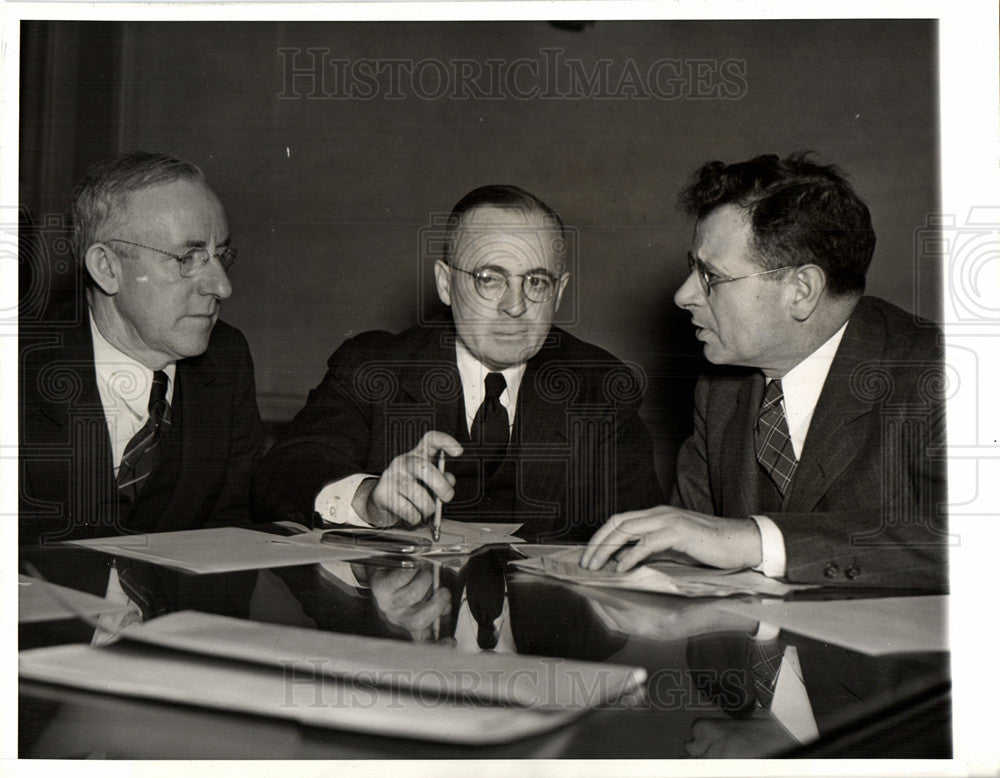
[674,268,704,310]
[198,253,233,300]
[498,278,527,317]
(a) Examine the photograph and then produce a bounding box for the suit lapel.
[718,371,765,516]
[157,344,220,519]
[785,301,882,512]
[396,324,466,443]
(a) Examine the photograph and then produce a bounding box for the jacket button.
[823,562,840,578]
[845,565,860,580]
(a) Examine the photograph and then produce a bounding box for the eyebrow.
[180,235,231,250]
[689,251,725,276]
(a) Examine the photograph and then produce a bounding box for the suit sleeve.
[206,327,265,527]
[253,335,378,523]
[612,392,665,515]
[771,385,948,591]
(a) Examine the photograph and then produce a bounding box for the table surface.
[18,535,951,759]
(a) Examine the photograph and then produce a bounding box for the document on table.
[19,609,648,744]
[18,574,134,623]
[510,546,805,597]
[281,519,525,556]
[716,595,948,655]
[65,527,375,574]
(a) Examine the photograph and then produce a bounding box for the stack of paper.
[66,527,375,574]
[510,546,803,597]
[20,610,647,744]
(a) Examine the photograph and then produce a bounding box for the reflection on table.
[19,535,950,759]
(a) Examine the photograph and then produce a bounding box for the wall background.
[19,19,941,489]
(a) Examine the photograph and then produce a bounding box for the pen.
[432,562,441,641]
[432,450,445,543]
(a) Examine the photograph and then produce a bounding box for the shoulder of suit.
[853,296,942,360]
[541,326,630,367]
[325,324,450,371]
[206,318,253,357]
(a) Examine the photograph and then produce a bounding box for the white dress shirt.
[88,312,176,634]
[314,340,526,525]
[752,322,848,577]
[90,313,176,475]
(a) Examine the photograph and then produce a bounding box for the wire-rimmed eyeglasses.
[687,253,792,297]
[107,238,237,277]
[450,265,562,303]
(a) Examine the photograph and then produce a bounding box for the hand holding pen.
[360,431,462,529]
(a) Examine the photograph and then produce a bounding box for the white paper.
[66,527,374,574]
[18,574,133,624]
[716,596,948,655]
[510,546,802,598]
[18,642,581,745]
[118,610,646,710]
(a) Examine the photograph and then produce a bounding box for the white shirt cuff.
[314,474,377,526]
[750,515,787,578]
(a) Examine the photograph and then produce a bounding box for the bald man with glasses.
[255,185,662,543]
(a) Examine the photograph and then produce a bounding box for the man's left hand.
[580,505,763,573]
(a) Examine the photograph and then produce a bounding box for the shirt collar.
[777,321,848,443]
[89,311,176,419]
[454,339,526,421]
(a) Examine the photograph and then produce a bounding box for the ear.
[84,244,121,295]
[552,272,571,313]
[786,264,827,321]
[434,259,453,307]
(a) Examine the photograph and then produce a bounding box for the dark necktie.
[465,549,506,650]
[470,372,509,479]
[117,370,172,503]
[755,379,798,495]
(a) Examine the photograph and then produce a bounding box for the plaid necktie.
[747,635,785,708]
[471,372,509,479]
[117,370,172,503]
[755,379,798,495]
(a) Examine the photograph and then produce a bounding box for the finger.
[378,490,424,527]
[580,513,627,568]
[403,588,452,630]
[581,507,662,567]
[614,530,676,573]
[405,456,455,503]
[584,519,648,571]
[375,476,431,525]
[416,430,464,459]
[391,567,434,609]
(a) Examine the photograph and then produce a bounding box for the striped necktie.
[117,370,172,503]
[755,379,798,495]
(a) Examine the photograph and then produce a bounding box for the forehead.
[120,179,226,238]
[453,205,561,272]
[693,204,755,270]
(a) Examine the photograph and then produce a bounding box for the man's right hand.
[354,431,463,528]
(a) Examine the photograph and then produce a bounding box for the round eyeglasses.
[107,238,237,277]
[450,265,562,304]
[687,253,792,297]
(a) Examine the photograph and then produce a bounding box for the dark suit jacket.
[673,297,948,590]
[19,310,264,592]
[254,321,663,542]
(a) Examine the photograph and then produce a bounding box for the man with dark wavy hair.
[583,153,947,591]
[255,184,662,544]
[20,152,263,595]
